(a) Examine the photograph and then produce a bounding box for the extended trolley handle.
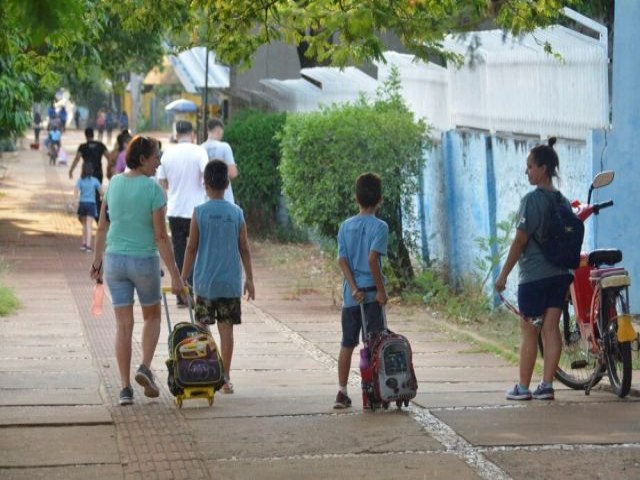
[161,286,194,329]
[359,302,388,344]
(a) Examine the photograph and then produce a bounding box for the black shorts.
[194,297,241,325]
[518,274,573,318]
[341,302,384,348]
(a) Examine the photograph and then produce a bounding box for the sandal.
[222,382,234,394]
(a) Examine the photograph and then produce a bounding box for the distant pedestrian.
[47,124,62,166]
[201,118,238,203]
[74,109,81,129]
[106,110,114,146]
[90,135,184,406]
[156,120,209,307]
[69,128,110,221]
[73,162,103,252]
[119,111,129,131]
[59,106,68,132]
[33,111,42,143]
[47,103,56,123]
[181,159,255,395]
[334,172,388,409]
[96,109,107,142]
[108,131,133,178]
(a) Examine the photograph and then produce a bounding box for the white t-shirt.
[201,138,235,203]
[156,142,209,218]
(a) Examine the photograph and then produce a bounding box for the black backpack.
[535,191,584,269]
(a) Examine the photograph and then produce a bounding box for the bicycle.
[537,170,638,398]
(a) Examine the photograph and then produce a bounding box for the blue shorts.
[518,274,573,318]
[341,302,384,348]
[77,202,97,219]
[104,253,161,307]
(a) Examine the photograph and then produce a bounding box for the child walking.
[334,172,388,409]
[181,159,255,394]
[495,138,574,401]
[74,162,103,252]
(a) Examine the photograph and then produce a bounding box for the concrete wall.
[422,131,592,301]
[593,1,640,304]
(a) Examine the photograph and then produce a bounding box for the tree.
[279,69,429,287]
[109,0,583,68]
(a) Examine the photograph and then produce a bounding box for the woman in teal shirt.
[91,135,184,406]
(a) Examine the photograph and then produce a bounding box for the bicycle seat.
[588,249,622,267]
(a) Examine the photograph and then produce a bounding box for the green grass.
[0,284,19,316]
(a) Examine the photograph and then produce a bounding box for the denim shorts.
[518,274,573,318]
[104,253,161,307]
[341,302,384,348]
[77,202,97,219]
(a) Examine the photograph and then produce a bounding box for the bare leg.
[217,322,234,380]
[114,306,135,388]
[84,215,93,247]
[140,303,161,368]
[337,346,355,388]
[518,319,539,388]
[541,307,563,383]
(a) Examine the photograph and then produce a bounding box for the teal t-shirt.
[516,187,573,284]
[104,174,166,257]
[193,199,245,299]
[76,176,101,203]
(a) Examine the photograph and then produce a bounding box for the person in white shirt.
[201,118,238,203]
[156,120,209,306]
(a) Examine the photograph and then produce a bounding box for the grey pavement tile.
[0,425,120,467]
[0,405,112,426]
[206,452,482,479]
[486,446,640,480]
[0,464,123,480]
[191,412,443,458]
[434,401,640,446]
[0,389,104,406]
[0,371,100,389]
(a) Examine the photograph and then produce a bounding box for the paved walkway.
[1,133,639,479]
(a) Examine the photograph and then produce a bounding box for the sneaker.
[506,384,532,400]
[532,383,555,400]
[176,296,187,309]
[80,244,87,251]
[119,386,134,406]
[333,391,352,409]
[135,364,160,398]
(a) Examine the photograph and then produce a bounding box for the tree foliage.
[224,110,288,235]
[109,0,582,68]
[279,69,429,287]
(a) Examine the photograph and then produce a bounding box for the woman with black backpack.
[495,137,575,402]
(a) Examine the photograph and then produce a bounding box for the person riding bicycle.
[48,124,62,166]
[495,137,574,402]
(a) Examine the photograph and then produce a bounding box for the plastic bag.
[91,281,104,316]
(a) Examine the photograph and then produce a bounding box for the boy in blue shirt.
[73,162,103,251]
[334,172,388,409]
[181,160,255,394]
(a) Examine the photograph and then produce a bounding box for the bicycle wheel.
[602,288,632,398]
[538,300,603,390]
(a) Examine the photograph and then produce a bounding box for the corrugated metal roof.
[168,47,230,93]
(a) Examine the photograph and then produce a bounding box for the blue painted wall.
[592,1,640,304]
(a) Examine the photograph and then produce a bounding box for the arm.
[495,229,529,292]
[228,164,238,180]
[368,251,387,305]
[152,206,184,295]
[158,178,168,194]
[181,212,199,282]
[90,200,110,283]
[238,223,255,300]
[69,150,81,179]
[73,186,80,204]
[339,257,364,304]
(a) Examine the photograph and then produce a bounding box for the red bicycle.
[538,170,637,397]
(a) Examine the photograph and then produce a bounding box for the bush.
[0,284,19,316]
[278,68,430,287]
[225,110,287,236]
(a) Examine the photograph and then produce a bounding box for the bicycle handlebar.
[593,200,614,214]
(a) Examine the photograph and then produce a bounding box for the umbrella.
[165,99,198,113]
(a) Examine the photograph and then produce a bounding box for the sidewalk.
[1,135,639,480]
